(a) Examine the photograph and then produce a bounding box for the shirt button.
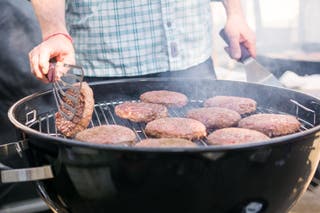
[170,42,178,57]
[167,21,172,27]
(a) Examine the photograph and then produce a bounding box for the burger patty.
[187,107,241,129]
[135,138,196,148]
[115,101,168,122]
[238,113,301,137]
[140,90,188,107]
[204,96,257,114]
[145,117,206,140]
[75,125,136,145]
[55,82,94,138]
[207,127,270,145]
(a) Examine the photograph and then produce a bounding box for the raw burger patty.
[204,96,257,114]
[135,138,196,148]
[187,107,241,129]
[115,102,168,122]
[238,113,301,137]
[56,82,94,138]
[145,117,206,140]
[75,125,136,145]
[207,127,270,145]
[140,90,188,107]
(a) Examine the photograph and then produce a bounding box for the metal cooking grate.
[25,98,316,146]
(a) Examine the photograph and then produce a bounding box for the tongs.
[47,62,84,121]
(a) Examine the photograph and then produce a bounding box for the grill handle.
[0,141,54,183]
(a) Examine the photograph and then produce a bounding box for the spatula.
[219,29,283,87]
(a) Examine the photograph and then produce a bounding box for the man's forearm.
[31,0,68,38]
[222,0,244,17]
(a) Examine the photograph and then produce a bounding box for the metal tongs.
[47,62,84,121]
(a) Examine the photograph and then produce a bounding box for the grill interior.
[25,98,316,146]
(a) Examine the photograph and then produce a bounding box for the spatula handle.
[219,29,251,63]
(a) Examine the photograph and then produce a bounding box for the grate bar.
[98,103,108,125]
[46,114,50,134]
[105,104,117,125]
[38,116,42,133]
[93,107,101,126]
[53,112,58,135]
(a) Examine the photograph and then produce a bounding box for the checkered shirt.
[66,0,213,77]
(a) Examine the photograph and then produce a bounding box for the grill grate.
[25,98,316,146]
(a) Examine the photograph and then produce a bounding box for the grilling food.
[115,101,168,122]
[238,113,301,137]
[75,125,136,145]
[55,82,94,138]
[135,138,197,148]
[187,107,241,129]
[145,117,206,140]
[140,90,188,107]
[207,127,270,145]
[204,96,257,115]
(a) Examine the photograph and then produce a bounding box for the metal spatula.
[219,29,283,87]
[47,62,84,121]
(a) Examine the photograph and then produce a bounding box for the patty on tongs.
[55,82,94,138]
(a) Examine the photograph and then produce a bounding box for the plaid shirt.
[66,0,213,77]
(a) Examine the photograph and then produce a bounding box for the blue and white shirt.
[66,0,213,77]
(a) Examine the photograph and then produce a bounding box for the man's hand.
[29,35,75,83]
[222,0,256,60]
[224,14,256,60]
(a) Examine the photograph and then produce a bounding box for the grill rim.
[8,78,320,152]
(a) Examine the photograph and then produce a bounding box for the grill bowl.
[8,78,320,213]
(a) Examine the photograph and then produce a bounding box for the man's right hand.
[29,34,75,83]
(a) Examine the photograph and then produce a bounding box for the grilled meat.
[238,113,301,137]
[140,90,188,107]
[187,107,241,129]
[75,125,136,145]
[204,96,257,115]
[145,117,206,140]
[115,101,168,122]
[135,138,196,148]
[207,127,270,145]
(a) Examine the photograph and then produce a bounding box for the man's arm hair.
[30,0,68,39]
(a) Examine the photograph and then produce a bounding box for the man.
[0,0,50,211]
[29,0,255,82]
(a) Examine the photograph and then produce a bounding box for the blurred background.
[0,0,319,212]
[212,0,320,95]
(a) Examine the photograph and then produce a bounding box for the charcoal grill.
[2,78,320,213]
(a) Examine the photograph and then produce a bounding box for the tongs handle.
[47,63,56,83]
[46,58,57,83]
[46,60,84,83]
[219,29,251,63]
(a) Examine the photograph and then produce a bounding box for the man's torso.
[66,0,213,77]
